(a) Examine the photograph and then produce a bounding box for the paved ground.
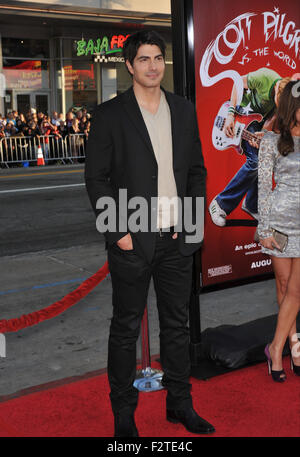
[0,242,278,396]
[0,164,99,256]
[0,165,278,397]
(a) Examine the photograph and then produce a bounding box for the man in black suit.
[85,30,215,437]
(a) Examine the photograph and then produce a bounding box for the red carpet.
[0,359,298,437]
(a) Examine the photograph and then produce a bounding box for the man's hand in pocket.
[117,233,133,250]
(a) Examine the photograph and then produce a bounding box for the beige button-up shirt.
[139,91,179,229]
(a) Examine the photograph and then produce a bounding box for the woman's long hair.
[275,80,300,156]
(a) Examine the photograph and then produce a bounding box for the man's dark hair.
[123,30,166,66]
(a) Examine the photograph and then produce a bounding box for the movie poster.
[193,0,299,286]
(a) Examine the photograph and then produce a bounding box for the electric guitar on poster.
[212,101,264,154]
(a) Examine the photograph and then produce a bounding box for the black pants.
[107,231,193,413]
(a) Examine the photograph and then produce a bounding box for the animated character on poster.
[199,9,300,227]
[209,67,289,226]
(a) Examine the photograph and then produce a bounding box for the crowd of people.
[0,108,91,165]
[0,108,91,141]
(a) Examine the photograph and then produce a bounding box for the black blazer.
[85,86,206,263]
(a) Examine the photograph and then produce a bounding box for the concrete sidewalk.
[0,241,278,397]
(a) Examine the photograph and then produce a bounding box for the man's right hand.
[248,131,265,149]
[116,233,133,250]
[224,114,235,138]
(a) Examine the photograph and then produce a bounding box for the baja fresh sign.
[76,34,130,57]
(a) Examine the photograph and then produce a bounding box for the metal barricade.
[64,133,87,163]
[0,133,87,168]
[39,134,67,164]
[0,136,33,167]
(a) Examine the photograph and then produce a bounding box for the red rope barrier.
[0,261,110,334]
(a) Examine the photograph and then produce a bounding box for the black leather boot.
[167,407,215,434]
[114,409,139,437]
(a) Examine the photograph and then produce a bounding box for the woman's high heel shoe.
[289,349,300,376]
[264,344,286,383]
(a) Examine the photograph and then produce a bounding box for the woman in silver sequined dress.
[257,80,300,382]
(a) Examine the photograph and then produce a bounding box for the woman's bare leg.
[272,257,298,351]
[269,258,300,372]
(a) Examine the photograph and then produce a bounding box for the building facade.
[0,1,172,117]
